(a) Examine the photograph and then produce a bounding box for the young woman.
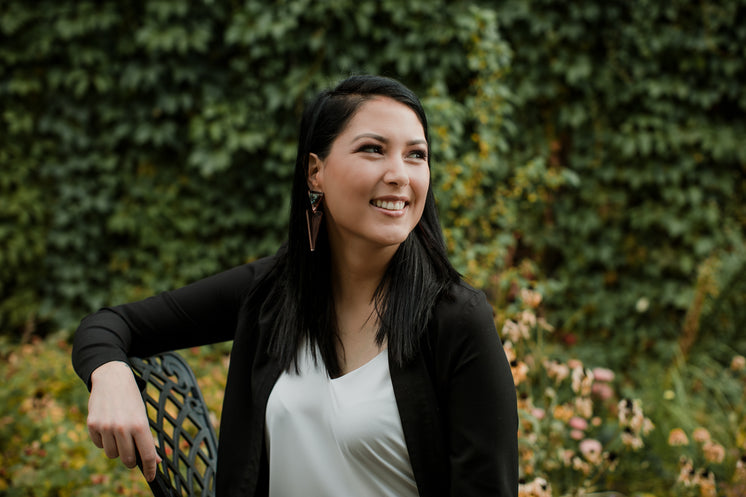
[73,75,518,497]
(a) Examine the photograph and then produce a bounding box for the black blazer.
[73,253,518,497]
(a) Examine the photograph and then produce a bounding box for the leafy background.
[1,0,744,495]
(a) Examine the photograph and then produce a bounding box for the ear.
[307,153,323,190]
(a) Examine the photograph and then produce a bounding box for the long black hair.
[265,75,460,377]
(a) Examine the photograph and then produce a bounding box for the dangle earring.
[306,190,324,252]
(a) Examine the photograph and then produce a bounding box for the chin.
[372,231,412,248]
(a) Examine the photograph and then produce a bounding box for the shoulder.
[245,251,281,280]
[431,279,494,332]
[220,251,283,309]
[217,248,283,291]
[420,279,501,370]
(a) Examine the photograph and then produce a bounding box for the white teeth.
[373,200,405,210]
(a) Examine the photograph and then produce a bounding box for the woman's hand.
[87,361,161,482]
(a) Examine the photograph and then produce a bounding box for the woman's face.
[308,97,430,253]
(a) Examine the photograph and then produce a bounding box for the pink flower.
[511,361,529,386]
[570,429,585,440]
[668,428,689,446]
[592,382,614,400]
[502,319,529,342]
[518,477,551,497]
[519,310,537,328]
[569,416,588,431]
[531,408,546,420]
[677,457,694,484]
[503,341,516,363]
[702,441,725,464]
[568,359,583,370]
[693,469,717,497]
[579,438,603,464]
[592,367,615,382]
[621,429,644,450]
[693,427,711,443]
[571,367,594,396]
[520,288,543,309]
[544,360,570,384]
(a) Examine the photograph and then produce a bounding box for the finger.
[88,425,104,449]
[115,430,138,469]
[133,428,160,481]
[101,431,120,460]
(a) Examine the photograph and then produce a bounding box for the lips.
[372,199,406,211]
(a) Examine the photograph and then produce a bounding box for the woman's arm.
[438,286,519,497]
[72,257,273,386]
[71,255,276,479]
[87,361,162,481]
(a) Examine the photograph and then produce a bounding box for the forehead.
[340,97,426,140]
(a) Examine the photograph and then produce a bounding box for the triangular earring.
[306,190,324,252]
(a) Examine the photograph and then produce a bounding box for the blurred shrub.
[637,349,746,497]
[0,334,230,496]
[0,309,742,494]
[501,287,657,495]
[0,333,150,496]
[494,0,746,366]
[498,285,746,496]
[1,0,744,374]
[0,0,513,334]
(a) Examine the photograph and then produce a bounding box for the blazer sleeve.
[72,255,275,390]
[435,285,519,497]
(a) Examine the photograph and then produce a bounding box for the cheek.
[412,168,430,202]
[410,168,430,220]
[321,168,369,214]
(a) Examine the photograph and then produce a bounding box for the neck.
[329,240,398,308]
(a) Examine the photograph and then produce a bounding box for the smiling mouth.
[372,199,406,211]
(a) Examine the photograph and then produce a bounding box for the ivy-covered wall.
[1,0,511,329]
[2,0,744,368]
[494,0,746,365]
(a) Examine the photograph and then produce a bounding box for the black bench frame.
[130,352,218,497]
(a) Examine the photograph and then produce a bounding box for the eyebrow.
[351,133,428,146]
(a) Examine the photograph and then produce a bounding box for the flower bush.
[0,333,148,496]
[671,426,746,497]
[664,354,746,497]
[0,333,230,497]
[499,283,746,497]
[501,287,655,496]
[1,298,743,496]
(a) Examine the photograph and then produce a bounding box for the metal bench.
[130,352,218,497]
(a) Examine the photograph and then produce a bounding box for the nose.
[383,156,409,187]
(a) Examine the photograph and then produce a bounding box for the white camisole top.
[265,342,418,497]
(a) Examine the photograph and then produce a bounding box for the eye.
[357,143,384,154]
[407,149,428,161]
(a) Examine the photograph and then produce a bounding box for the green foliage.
[503,287,657,495]
[1,0,744,373]
[497,284,746,496]
[0,143,46,332]
[0,334,148,496]
[0,0,511,332]
[494,0,746,366]
[634,349,746,496]
[2,330,743,495]
[0,333,231,496]
[697,246,746,356]
[4,5,745,495]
